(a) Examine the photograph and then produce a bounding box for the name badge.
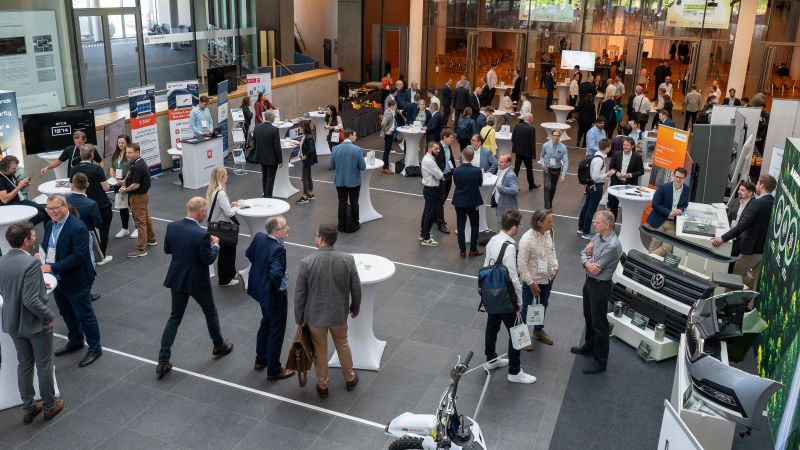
[549,157,557,166]
[201,120,208,128]
[46,247,56,264]
[537,260,548,274]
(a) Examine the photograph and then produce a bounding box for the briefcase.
[285,324,315,387]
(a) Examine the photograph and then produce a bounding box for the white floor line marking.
[52,334,385,430]
[146,215,582,299]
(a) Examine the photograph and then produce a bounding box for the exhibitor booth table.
[273,139,300,199]
[606,185,655,254]
[329,253,396,371]
[179,135,224,190]
[0,274,60,410]
[37,152,68,180]
[236,198,291,289]
[359,156,384,223]
[308,110,332,156]
[0,205,38,255]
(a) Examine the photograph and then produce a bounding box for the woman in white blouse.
[206,167,239,287]
[517,209,559,347]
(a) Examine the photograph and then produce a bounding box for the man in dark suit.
[579,78,595,104]
[646,167,691,256]
[0,222,64,423]
[251,110,282,198]
[452,147,484,258]
[511,113,540,190]
[454,80,470,129]
[469,87,482,120]
[476,107,489,131]
[156,197,234,379]
[712,175,777,288]
[479,78,492,107]
[434,130,456,233]
[545,68,556,111]
[722,88,742,106]
[607,137,645,219]
[426,103,443,143]
[66,173,101,237]
[41,194,102,367]
[441,78,454,126]
[246,215,296,380]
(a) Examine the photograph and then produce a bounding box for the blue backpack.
[477,241,518,314]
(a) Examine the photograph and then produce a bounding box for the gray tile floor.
[0,106,741,449]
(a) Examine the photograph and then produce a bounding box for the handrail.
[273,58,295,76]
[294,22,306,51]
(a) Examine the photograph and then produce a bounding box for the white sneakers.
[115,228,129,238]
[130,229,138,239]
[96,255,113,266]
[221,279,240,287]
[420,238,439,247]
[508,371,537,384]
[485,357,537,384]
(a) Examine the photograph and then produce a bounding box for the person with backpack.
[482,210,536,384]
[456,107,477,151]
[577,138,615,239]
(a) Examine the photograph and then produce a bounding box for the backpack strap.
[494,240,515,266]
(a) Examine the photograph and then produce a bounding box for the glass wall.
[140,0,195,91]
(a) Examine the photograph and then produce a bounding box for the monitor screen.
[560,50,596,72]
[22,109,97,154]
[207,65,237,96]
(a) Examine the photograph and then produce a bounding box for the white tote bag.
[510,313,532,350]
[526,294,545,327]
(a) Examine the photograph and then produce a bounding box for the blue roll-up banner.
[217,80,229,154]
[0,90,23,162]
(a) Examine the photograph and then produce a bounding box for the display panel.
[560,50,595,71]
[207,65,237,96]
[21,108,96,154]
[519,0,575,23]
[665,0,732,29]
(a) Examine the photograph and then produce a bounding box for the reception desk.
[180,136,224,190]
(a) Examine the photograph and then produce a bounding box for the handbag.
[207,191,240,246]
[526,294,545,327]
[510,313,532,350]
[245,131,257,163]
[285,324,315,387]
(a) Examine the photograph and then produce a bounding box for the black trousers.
[513,155,535,188]
[336,186,360,230]
[158,290,224,363]
[420,185,439,239]
[455,207,479,252]
[582,277,613,364]
[442,104,451,126]
[118,207,130,229]
[577,123,591,147]
[255,290,288,376]
[98,205,113,255]
[435,174,452,225]
[683,111,697,130]
[261,164,278,198]
[485,312,521,375]
[217,243,237,285]
[542,167,561,210]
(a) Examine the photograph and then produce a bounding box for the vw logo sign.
[650,273,665,290]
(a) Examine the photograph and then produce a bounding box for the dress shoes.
[459,251,466,258]
[582,360,607,375]
[79,350,102,367]
[253,363,266,371]
[316,385,329,399]
[156,362,173,379]
[43,398,64,421]
[346,372,359,391]
[437,225,450,234]
[267,368,296,381]
[212,341,234,357]
[468,250,484,257]
[23,402,43,424]
[530,183,541,190]
[54,343,84,357]
[570,344,593,356]
[90,293,101,302]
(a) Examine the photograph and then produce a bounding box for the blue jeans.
[578,184,604,234]
[522,282,553,333]
[54,286,101,352]
[159,291,223,363]
[255,290,288,376]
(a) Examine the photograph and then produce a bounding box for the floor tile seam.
[165,374,280,424]
[52,334,387,432]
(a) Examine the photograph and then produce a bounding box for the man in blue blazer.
[452,148,485,257]
[646,167,690,256]
[460,134,498,174]
[329,129,366,232]
[157,197,233,378]
[41,194,102,367]
[246,215,296,381]
[426,103,443,143]
[65,175,101,233]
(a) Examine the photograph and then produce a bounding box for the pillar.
[408,0,424,84]
[727,0,757,94]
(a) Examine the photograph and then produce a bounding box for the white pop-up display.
[179,135,224,189]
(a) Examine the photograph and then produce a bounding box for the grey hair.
[80,143,96,161]
[263,110,275,123]
[47,194,66,205]
[595,210,615,227]
[265,215,285,235]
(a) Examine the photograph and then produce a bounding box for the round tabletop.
[492,111,508,116]
[351,253,395,284]
[37,151,61,161]
[236,198,291,218]
[281,139,300,149]
[167,148,183,156]
[550,105,574,112]
[607,185,655,201]
[496,132,512,141]
[364,157,383,170]
[38,179,72,196]
[557,82,570,87]
[308,111,326,118]
[0,205,38,225]
[540,122,571,130]
[495,85,508,90]
[275,121,293,128]
[397,126,425,135]
[482,172,498,187]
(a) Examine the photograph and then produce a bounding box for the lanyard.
[1,171,16,188]
[50,221,64,248]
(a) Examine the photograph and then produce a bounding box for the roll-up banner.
[217,80,229,154]
[0,90,23,163]
[166,80,199,170]
[642,125,691,222]
[246,73,272,104]
[128,85,161,175]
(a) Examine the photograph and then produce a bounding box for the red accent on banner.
[168,108,191,121]
[131,114,157,129]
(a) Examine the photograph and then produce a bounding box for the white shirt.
[634,95,651,113]
[569,80,579,96]
[659,82,673,98]
[471,148,481,169]
[430,95,440,107]
[621,151,632,174]
[615,81,625,97]
[520,100,531,117]
[672,184,684,210]
[483,232,522,304]
[421,153,443,187]
[486,69,497,89]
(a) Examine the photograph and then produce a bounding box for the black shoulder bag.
[207,191,240,246]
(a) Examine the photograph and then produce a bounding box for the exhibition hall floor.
[0,110,772,449]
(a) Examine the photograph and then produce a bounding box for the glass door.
[75,8,144,105]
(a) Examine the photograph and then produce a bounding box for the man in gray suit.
[294,224,361,399]
[0,222,64,423]
[493,154,520,230]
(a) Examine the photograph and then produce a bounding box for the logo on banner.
[207,149,213,159]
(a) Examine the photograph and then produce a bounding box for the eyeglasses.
[45,204,65,212]
[674,175,686,180]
